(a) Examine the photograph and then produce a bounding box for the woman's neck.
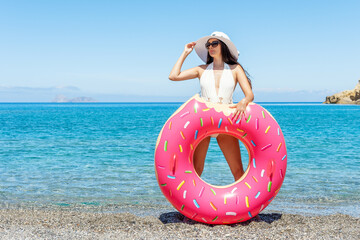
[212,57,224,69]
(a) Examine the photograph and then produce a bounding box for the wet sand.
[0,208,359,239]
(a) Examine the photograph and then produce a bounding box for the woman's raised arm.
[169,42,200,81]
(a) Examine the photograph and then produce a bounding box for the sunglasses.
[205,40,220,49]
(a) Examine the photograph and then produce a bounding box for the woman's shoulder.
[229,64,246,73]
[228,63,240,71]
[198,64,208,70]
[197,65,208,73]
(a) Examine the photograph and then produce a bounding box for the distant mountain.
[53,86,81,91]
[0,85,97,102]
[52,95,97,103]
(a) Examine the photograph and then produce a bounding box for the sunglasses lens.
[206,41,219,49]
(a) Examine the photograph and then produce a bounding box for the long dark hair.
[206,39,252,88]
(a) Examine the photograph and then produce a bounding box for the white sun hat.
[194,31,239,63]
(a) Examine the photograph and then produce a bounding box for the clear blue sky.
[0,0,359,102]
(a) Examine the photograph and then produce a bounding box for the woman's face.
[206,38,221,58]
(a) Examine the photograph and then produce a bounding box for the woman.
[169,32,254,181]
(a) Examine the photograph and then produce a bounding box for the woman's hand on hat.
[184,42,196,55]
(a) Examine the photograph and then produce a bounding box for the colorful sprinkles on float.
[154,94,287,224]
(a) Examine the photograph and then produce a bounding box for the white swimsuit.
[199,62,236,138]
[200,62,236,104]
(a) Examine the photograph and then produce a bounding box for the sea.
[0,102,359,217]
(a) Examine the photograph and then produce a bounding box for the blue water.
[0,102,359,216]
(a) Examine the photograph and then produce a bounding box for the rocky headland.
[324,80,360,105]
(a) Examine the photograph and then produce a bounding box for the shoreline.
[1,208,359,239]
[2,200,359,218]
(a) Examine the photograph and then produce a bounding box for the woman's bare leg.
[216,134,244,181]
[193,136,211,176]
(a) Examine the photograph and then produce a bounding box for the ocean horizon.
[1,102,359,217]
[0,101,325,106]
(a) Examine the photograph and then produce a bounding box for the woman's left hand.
[230,99,248,121]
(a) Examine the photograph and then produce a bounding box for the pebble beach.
[1,208,359,239]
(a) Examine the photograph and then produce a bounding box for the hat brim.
[195,36,239,63]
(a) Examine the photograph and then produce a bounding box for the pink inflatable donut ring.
[154,94,287,224]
